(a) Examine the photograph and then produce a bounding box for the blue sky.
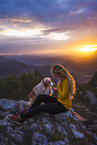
[0,0,97,55]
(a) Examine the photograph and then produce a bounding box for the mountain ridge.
[0,52,97,83]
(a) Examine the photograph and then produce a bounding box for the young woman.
[8,64,76,125]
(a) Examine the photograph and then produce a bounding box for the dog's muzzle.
[44,81,50,87]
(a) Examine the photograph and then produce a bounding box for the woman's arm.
[57,79,68,100]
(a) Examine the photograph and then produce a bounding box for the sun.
[78,45,97,52]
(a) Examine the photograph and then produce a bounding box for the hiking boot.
[23,109,28,113]
[11,112,19,118]
[8,115,23,125]
[20,109,28,114]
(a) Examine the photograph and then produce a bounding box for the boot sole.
[8,117,22,125]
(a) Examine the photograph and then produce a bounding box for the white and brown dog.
[29,77,54,106]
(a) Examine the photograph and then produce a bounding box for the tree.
[88,71,97,88]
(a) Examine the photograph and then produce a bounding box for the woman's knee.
[37,94,44,100]
[36,94,50,104]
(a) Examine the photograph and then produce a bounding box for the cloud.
[0,0,97,27]
[0,36,67,55]
[0,0,97,55]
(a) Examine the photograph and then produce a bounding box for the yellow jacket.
[57,78,71,110]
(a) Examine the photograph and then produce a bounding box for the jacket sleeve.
[57,79,68,100]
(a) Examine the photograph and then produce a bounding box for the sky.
[0,0,97,56]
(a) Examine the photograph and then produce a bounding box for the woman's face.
[53,73,63,79]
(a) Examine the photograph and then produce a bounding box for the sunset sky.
[0,0,97,56]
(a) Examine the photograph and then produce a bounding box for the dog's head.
[42,77,52,87]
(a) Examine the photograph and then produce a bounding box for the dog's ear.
[49,77,51,82]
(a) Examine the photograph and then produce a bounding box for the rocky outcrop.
[84,90,97,111]
[0,98,97,145]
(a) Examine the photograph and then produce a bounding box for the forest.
[0,70,42,101]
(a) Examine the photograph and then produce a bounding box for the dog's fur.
[29,77,54,106]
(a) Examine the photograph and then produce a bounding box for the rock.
[84,90,97,110]
[58,125,68,136]
[9,133,23,143]
[48,141,67,145]
[73,112,88,122]
[44,123,55,134]
[87,124,97,131]
[64,137,69,144]
[69,124,85,138]
[32,132,48,145]
[48,142,54,145]
[0,118,10,126]
[0,98,96,144]
[86,91,97,105]
[0,111,10,119]
[17,100,29,112]
[42,117,50,123]
[55,141,66,145]
[81,124,86,132]
[0,99,17,112]
[93,133,97,143]
[30,123,38,130]
[54,111,73,121]
[72,117,81,130]
[86,131,94,143]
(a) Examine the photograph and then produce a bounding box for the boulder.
[84,90,97,111]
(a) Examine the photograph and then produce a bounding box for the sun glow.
[78,45,97,52]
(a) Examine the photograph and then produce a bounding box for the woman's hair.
[51,64,76,99]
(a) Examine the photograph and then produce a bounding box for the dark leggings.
[20,94,68,120]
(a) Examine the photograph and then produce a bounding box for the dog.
[29,77,54,106]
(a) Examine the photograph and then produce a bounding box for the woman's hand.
[53,87,57,92]
[29,92,32,98]
[58,79,62,85]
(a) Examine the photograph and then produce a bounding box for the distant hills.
[63,50,97,74]
[4,54,71,66]
[0,51,97,83]
[0,56,34,77]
